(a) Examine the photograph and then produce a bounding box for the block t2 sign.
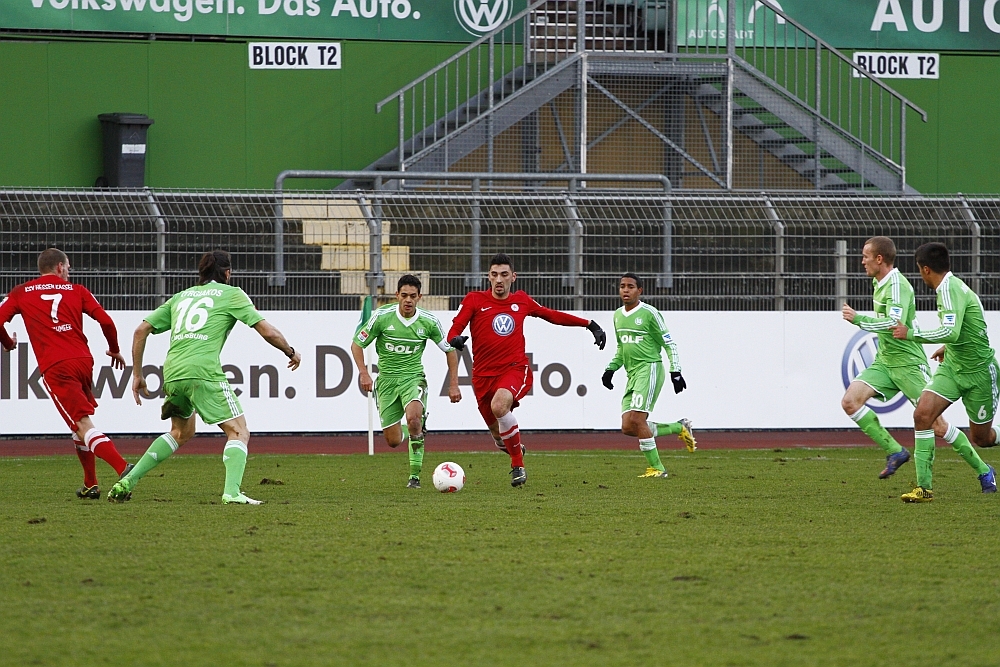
[249,42,341,69]
[852,52,939,79]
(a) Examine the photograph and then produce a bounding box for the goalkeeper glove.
[602,369,615,390]
[587,321,607,350]
[670,372,687,394]
[448,335,468,352]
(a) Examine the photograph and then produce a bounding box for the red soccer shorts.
[473,365,533,426]
[41,357,98,431]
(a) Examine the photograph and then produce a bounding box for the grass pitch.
[2,446,999,667]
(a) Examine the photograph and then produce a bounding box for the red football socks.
[73,435,98,488]
[84,429,128,476]
[497,412,524,468]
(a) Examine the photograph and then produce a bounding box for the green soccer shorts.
[375,374,428,429]
[924,357,1000,424]
[621,361,665,415]
[853,359,931,405]
[161,378,244,426]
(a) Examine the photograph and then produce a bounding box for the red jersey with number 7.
[0,275,119,374]
[447,290,589,377]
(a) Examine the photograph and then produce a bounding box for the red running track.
[0,429,910,457]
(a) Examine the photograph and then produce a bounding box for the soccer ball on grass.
[432,462,465,493]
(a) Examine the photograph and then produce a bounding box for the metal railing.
[4,185,1000,313]
[372,0,926,192]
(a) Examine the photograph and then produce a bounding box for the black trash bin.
[97,113,154,188]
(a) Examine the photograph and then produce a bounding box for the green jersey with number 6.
[606,302,680,374]
[354,304,452,377]
[145,281,265,383]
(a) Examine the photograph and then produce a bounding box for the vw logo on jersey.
[492,313,515,336]
[455,0,512,35]
[841,330,909,414]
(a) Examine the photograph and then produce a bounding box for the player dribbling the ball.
[446,253,606,488]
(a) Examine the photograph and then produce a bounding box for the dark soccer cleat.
[979,465,997,493]
[510,466,527,487]
[119,462,135,479]
[406,476,421,489]
[879,449,911,479]
[76,485,100,499]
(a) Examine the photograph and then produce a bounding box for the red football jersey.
[0,276,119,374]
[447,290,589,377]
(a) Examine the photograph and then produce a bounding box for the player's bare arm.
[132,320,154,405]
[446,350,461,403]
[350,341,373,393]
[252,320,301,370]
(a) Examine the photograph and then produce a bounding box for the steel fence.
[3,185,1000,312]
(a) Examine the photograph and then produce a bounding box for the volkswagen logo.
[492,313,515,336]
[841,330,909,414]
[455,0,512,35]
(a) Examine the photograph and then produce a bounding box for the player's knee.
[912,408,934,431]
[841,394,860,415]
[406,416,422,438]
[490,401,508,419]
[971,430,994,448]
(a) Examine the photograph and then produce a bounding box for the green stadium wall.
[0,37,996,193]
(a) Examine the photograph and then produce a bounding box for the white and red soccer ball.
[432,462,465,493]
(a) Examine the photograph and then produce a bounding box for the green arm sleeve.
[650,308,681,372]
[909,284,965,344]
[426,314,454,353]
[354,310,383,349]
[853,314,899,332]
[231,289,265,328]
[144,298,174,335]
[606,338,624,372]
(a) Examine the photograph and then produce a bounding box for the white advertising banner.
[0,310,987,435]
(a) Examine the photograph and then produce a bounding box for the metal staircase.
[340,0,926,192]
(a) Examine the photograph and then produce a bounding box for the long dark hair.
[198,250,232,285]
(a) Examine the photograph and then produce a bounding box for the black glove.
[448,335,468,352]
[602,369,615,390]
[587,320,606,350]
[670,372,687,394]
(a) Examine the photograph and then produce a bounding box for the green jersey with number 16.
[145,281,265,383]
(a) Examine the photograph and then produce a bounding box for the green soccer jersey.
[145,281,264,383]
[606,302,680,374]
[908,272,995,373]
[851,268,928,368]
[354,304,452,378]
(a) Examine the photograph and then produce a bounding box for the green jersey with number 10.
[606,302,680,374]
[145,281,265,383]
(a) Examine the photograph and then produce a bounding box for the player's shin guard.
[647,420,682,437]
[223,440,249,498]
[850,406,903,455]
[639,437,665,471]
[74,435,98,488]
[497,412,524,468]
[408,437,425,478]
[129,433,179,483]
[83,428,128,475]
[914,429,936,489]
[944,425,991,475]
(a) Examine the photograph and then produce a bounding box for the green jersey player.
[602,273,696,478]
[841,236,948,479]
[891,242,997,502]
[351,274,461,488]
[108,250,301,505]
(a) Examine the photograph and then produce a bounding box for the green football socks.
[408,436,425,478]
[914,429,936,489]
[639,437,665,471]
[648,421,683,437]
[850,406,904,455]
[128,433,179,483]
[944,425,991,475]
[222,440,249,497]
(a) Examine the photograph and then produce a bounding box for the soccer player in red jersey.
[0,248,131,498]
[447,253,606,487]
